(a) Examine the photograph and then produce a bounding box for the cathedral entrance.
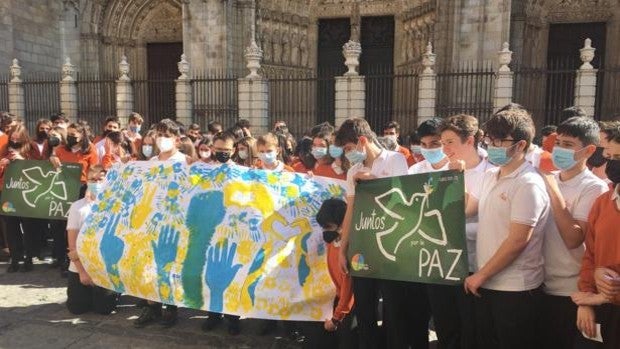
[143,42,183,122]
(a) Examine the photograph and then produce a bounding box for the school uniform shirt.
[397,145,415,167]
[407,159,449,175]
[327,241,354,321]
[67,198,94,273]
[464,158,495,272]
[477,161,550,292]
[313,162,346,180]
[95,138,106,164]
[525,145,556,172]
[259,161,294,172]
[579,184,620,305]
[29,140,50,160]
[150,150,189,163]
[55,146,99,183]
[346,149,408,196]
[543,169,608,297]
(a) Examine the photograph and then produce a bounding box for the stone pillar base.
[239,78,269,134]
[417,73,436,124]
[60,80,78,121]
[574,70,597,118]
[8,81,25,119]
[493,71,514,112]
[335,76,365,127]
[176,79,193,126]
[116,80,133,125]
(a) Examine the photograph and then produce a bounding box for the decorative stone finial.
[178,53,190,80]
[244,40,263,79]
[119,55,130,81]
[579,38,596,70]
[421,42,436,74]
[62,57,76,81]
[342,40,362,76]
[498,42,513,72]
[10,59,21,82]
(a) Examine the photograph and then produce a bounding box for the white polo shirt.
[465,158,495,272]
[346,149,408,196]
[543,169,608,296]
[150,150,188,163]
[477,160,550,291]
[408,159,449,175]
[67,198,94,273]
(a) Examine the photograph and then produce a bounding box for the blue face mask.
[487,145,515,166]
[345,148,367,165]
[311,147,328,159]
[87,182,103,197]
[260,151,278,165]
[130,125,141,133]
[410,145,422,155]
[329,145,343,158]
[420,147,446,165]
[552,146,580,171]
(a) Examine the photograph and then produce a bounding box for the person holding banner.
[256,133,294,173]
[334,118,413,349]
[66,165,119,315]
[464,108,550,349]
[1,124,36,272]
[408,118,449,175]
[536,116,608,349]
[430,114,494,349]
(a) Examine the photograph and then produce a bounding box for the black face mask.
[9,141,21,149]
[48,136,60,147]
[66,135,79,147]
[36,131,48,141]
[587,147,607,168]
[605,159,620,185]
[215,151,231,164]
[323,230,339,244]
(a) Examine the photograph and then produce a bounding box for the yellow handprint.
[131,184,157,229]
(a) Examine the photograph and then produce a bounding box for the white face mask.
[238,150,249,160]
[156,137,175,153]
[199,150,211,160]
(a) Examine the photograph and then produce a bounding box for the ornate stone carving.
[342,40,362,76]
[10,59,21,83]
[300,34,309,67]
[525,0,613,25]
[291,32,300,66]
[118,55,130,81]
[282,31,291,65]
[62,57,76,81]
[178,53,190,80]
[421,42,435,74]
[272,29,282,65]
[498,42,513,72]
[245,40,264,79]
[579,38,596,70]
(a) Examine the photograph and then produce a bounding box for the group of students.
[1,105,619,348]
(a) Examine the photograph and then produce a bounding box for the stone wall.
[0,0,62,73]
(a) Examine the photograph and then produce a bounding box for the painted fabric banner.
[347,171,468,284]
[77,162,347,321]
[0,160,82,220]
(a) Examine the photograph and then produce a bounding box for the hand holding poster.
[347,170,468,284]
[77,162,347,321]
[0,160,82,220]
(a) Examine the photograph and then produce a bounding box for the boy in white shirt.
[334,118,421,349]
[539,116,608,349]
[408,118,449,174]
[464,108,550,349]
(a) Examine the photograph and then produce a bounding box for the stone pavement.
[0,258,304,349]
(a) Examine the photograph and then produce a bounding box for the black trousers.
[302,310,357,349]
[49,220,67,263]
[21,218,48,258]
[5,216,37,261]
[352,276,381,349]
[427,283,476,349]
[540,293,582,349]
[596,303,620,349]
[66,271,118,315]
[476,286,543,349]
[381,280,430,349]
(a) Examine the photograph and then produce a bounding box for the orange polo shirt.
[313,163,346,180]
[327,242,354,321]
[55,146,99,183]
[579,188,620,305]
[398,146,416,167]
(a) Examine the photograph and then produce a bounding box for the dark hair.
[66,122,93,154]
[198,135,213,147]
[50,113,68,123]
[207,121,222,134]
[35,118,52,131]
[128,112,143,124]
[496,103,526,113]
[189,123,201,131]
[1,111,14,128]
[295,136,316,169]
[484,108,535,151]
[227,125,246,142]
[600,121,620,143]
[103,116,120,127]
[316,198,347,228]
[439,114,482,148]
[236,119,251,129]
[334,118,376,146]
[560,106,586,122]
[556,116,600,146]
[408,131,421,145]
[309,122,335,138]
[213,131,236,145]
[156,118,181,136]
[417,118,443,139]
[175,121,186,135]
[383,121,401,133]
[541,125,557,137]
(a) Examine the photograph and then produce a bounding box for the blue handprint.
[151,225,180,304]
[248,217,262,242]
[121,179,142,207]
[246,248,266,306]
[99,214,125,292]
[205,239,242,313]
[297,233,311,287]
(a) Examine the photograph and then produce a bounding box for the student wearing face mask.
[310,130,346,180]
[383,121,415,166]
[408,118,450,174]
[1,125,36,273]
[574,122,620,349]
[464,108,550,349]
[65,165,119,315]
[256,133,294,172]
[49,121,98,276]
[138,130,158,161]
[234,136,258,168]
[126,112,143,153]
[197,136,214,164]
[94,116,121,164]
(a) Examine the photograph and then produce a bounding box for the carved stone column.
[60,57,78,121]
[239,40,269,133]
[574,39,597,118]
[335,40,365,126]
[8,59,25,119]
[176,53,193,126]
[116,55,134,125]
[494,43,514,112]
[417,43,436,124]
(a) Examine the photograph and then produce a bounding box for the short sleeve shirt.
[346,150,408,196]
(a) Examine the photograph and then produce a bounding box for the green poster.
[0,160,82,220]
[348,170,468,285]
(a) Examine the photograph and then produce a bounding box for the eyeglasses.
[483,137,519,147]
